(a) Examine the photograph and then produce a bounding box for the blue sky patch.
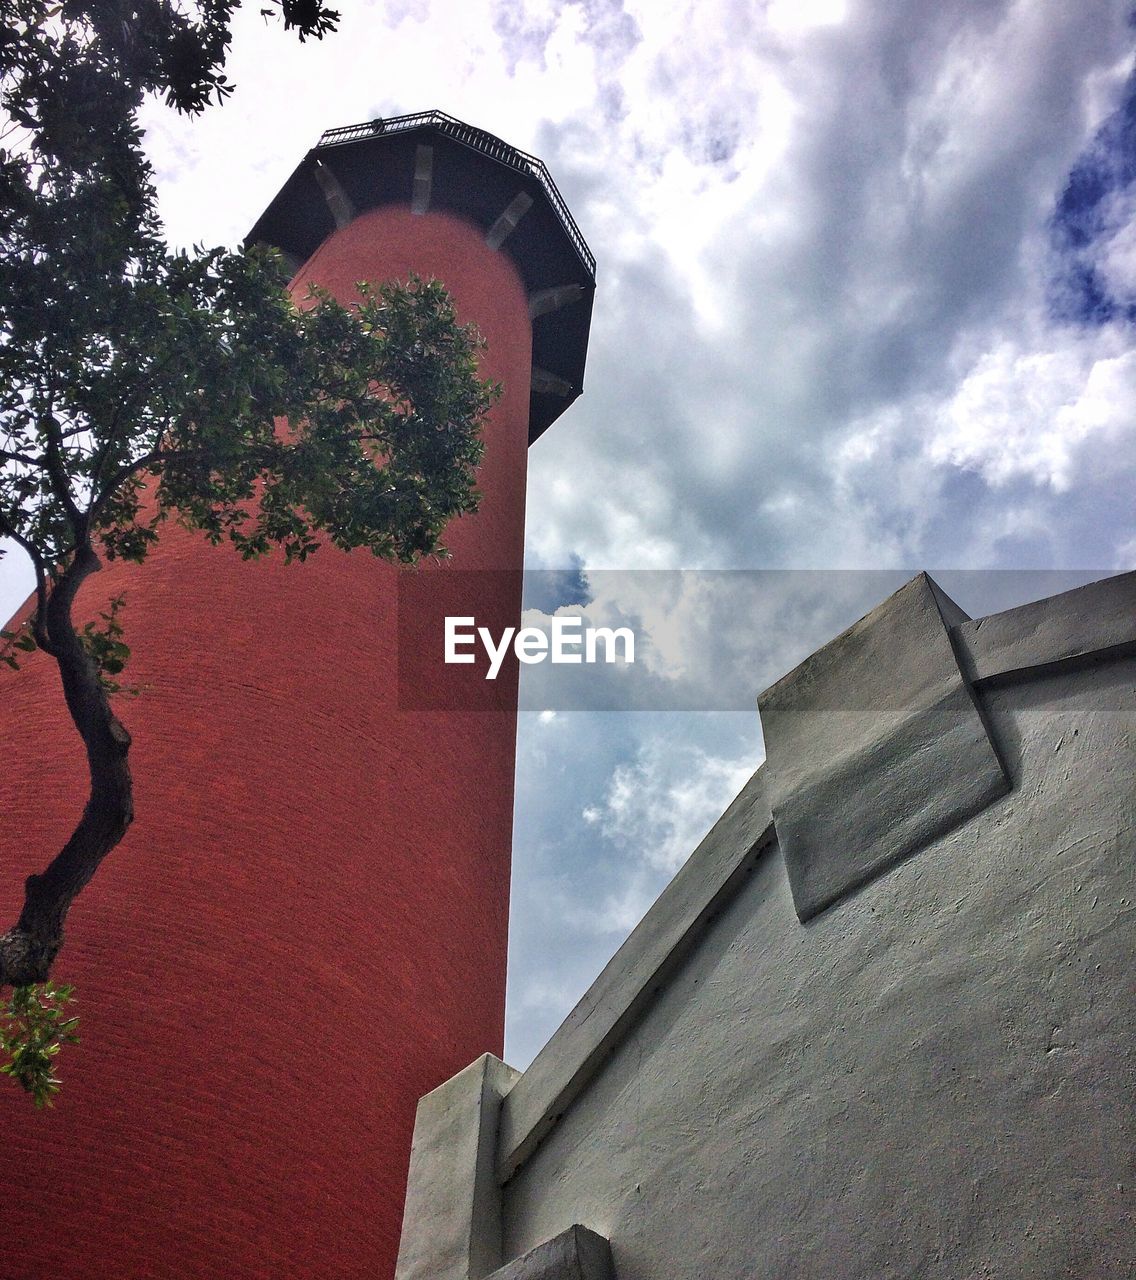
[1050,64,1136,325]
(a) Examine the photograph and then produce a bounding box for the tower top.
[248,111,596,442]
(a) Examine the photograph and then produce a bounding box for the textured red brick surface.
[0,207,530,1279]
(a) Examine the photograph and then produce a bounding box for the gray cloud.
[523,0,1135,586]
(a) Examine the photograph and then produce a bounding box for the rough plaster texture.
[397,1054,521,1280]
[500,654,1135,1278]
[759,573,1010,922]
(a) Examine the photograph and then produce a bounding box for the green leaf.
[0,981,79,1106]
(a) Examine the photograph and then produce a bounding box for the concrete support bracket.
[411,144,434,214]
[486,192,534,249]
[313,158,357,228]
[530,367,573,397]
[528,284,587,318]
[758,572,1010,922]
[487,1226,615,1280]
[395,1054,521,1280]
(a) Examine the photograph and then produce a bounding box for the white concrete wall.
[501,657,1135,1279]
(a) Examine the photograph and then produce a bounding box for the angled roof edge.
[494,569,1136,1185]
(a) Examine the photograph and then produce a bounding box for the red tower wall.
[0,206,531,1279]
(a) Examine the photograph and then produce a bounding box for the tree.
[0,0,496,1044]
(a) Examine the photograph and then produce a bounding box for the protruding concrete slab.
[758,573,1009,922]
[488,1226,614,1280]
[396,1054,521,1280]
[952,570,1136,686]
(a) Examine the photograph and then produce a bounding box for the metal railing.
[316,112,595,278]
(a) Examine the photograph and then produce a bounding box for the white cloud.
[926,334,1136,492]
[766,0,848,39]
[571,737,754,936]
[593,738,753,874]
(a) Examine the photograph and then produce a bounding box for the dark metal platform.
[248,112,596,443]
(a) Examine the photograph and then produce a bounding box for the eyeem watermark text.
[445,616,636,680]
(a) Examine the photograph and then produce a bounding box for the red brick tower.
[0,114,593,1280]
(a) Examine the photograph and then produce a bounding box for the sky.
[2,0,1135,1067]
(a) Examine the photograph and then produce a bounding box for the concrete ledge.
[496,767,775,1183]
[396,1054,521,1280]
[953,570,1136,686]
[488,1226,614,1280]
[759,573,1009,922]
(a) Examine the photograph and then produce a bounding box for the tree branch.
[40,413,84,534]
[0,542,134,987]
[0,449,43,467]
[87,435,282,527]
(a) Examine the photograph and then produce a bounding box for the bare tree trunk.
[0,543,133,987]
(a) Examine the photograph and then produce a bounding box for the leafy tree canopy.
[0,0,498,1079]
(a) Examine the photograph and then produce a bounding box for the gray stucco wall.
[501,657,1135,1279]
